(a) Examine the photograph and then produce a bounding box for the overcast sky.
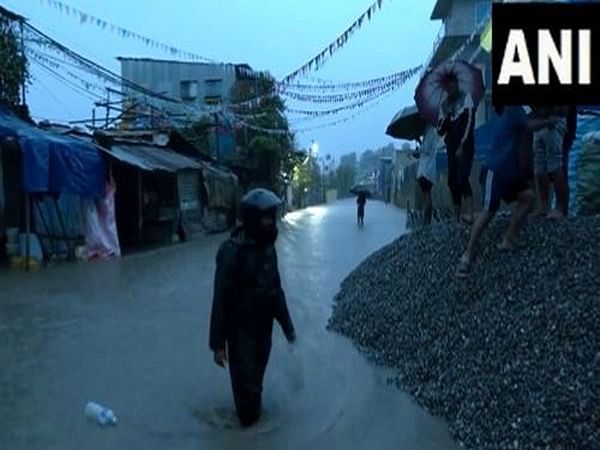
[3,0,439,159]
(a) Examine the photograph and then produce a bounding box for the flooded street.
[0,199,458,450]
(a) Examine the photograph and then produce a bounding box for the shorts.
[417,176,434,193]
[483,169,529,213]
[533,122,566,175]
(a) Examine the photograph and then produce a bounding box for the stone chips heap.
[328,216,600,449]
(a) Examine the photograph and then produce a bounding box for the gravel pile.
[328,215,600,449]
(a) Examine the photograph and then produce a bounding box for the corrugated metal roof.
[99,143,202,172]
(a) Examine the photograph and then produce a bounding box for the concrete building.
[118,58,256,158]
[118,58,254,108]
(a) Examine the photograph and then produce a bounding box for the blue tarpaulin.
[0,107,105,198]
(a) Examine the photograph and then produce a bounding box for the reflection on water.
[0,199,455,450]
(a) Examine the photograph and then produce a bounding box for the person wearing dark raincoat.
[209,188,296,428]
[356,192,366,225]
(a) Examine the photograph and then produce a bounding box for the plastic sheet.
[84,180,121,260]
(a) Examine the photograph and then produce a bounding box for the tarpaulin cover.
[0,107,105,197]
[84,180,121,260]
[576,132,600,216]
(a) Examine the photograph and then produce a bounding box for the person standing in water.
[209,188,296,428]
[357,192,367,226]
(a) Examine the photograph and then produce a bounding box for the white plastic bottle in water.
[84,401,118,426]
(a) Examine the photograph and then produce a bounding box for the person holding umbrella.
[415,61,485,225]
[357,191,367,226]
[436,72,476,224]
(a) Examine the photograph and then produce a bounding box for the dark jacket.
[564,106,578,152]
[209,227,295,352]
[437,92,475,155]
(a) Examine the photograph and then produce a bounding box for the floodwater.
[0,199,459,450]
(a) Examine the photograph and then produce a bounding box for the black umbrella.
[385,105,427,141]
[350,185,373,197]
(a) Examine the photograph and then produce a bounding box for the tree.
[335,152,357,198]
[230,73,294,194]
[291,152,319,208]
[0,12,28,111]
[179,116,212,155]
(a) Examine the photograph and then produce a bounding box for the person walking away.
[209,188,296,428]
[531,107,569,219]
[357,192,366,226]
[417,125,438,225]
[456,105,556,278]
[436,73,476,225]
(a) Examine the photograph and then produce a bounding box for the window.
[204,95,222,105]
[205,79,223,98]
[180,80,198,101]
[475,0,491,25]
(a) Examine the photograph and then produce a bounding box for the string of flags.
[26,48,106,94]
[280,66,421,103]
[281,0,385,84]
[240,84,397,135]
[295,89,395,132]
[286,65,419,116]
[37,0,217,63]
[286,86,395,117]
[279,67,421,92]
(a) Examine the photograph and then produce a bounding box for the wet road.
[0,199,458,450]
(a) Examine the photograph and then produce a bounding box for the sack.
[576,132,600,215]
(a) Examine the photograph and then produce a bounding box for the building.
[118,58,257,159]
[378,156,393,202]
[119,58,254,108]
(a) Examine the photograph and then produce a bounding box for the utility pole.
[105,89,110,128]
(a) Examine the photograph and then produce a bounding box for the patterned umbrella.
[414,60,485,125]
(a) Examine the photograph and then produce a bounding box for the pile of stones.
[328,215,600,449]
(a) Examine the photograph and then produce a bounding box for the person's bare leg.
[534,174,550,216]
[548,169,568,219]
[503,190,534,246]
[461,195,475,224]
[463,210,494,263]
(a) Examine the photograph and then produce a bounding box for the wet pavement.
[0,199,459,450]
